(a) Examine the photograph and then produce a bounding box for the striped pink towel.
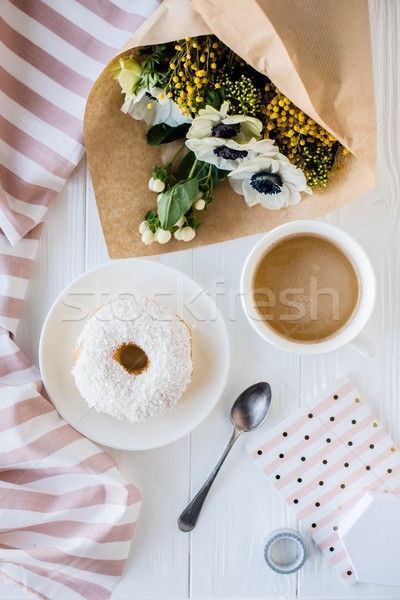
[0,1,161,598]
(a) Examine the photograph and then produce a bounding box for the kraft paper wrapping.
[84,0,376,259]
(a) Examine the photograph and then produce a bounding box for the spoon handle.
[178,427,241,532]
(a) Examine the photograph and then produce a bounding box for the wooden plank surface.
[9,1,400,598]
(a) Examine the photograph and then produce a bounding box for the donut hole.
[114,343,149,374]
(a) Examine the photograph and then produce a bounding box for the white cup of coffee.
[240,220,376,356]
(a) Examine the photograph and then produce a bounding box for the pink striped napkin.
[0,1,161,598]
[247,379,400,584]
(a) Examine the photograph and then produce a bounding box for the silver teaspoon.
[178,382,272,532]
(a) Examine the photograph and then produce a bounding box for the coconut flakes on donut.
[71,297,193,422]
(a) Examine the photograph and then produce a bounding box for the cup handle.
[350,331,377,358]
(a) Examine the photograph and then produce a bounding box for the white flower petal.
[224,115,262,142]
[167,101,192,126]
[241,179,262,207]
[187,103,262,143]
[148,86,168,104]
[187,119,216,139]
[228,176,245,195]
[229,152,309,210]
[121,97,138,117]
[228,164,253,178]
[121,87,190,127]
[198,105,222,119]
[282,183,302,205]
[281,167,308,189]
[220,101,230,118]
[259,195,286,210]
[186,137,256,171]
[245,138,279,155]
[114,56,142,96]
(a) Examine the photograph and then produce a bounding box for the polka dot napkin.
[247,379,400,584]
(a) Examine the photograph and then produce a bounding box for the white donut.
[72,297,193,422]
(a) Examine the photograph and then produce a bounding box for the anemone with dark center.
[211,122,241,139]
[250,171,283,195]
[145,91,157,102]
[213,146,249,160]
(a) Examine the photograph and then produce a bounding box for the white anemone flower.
[187,101,262,143]
[121,86,190,127]
[245,137,279,155]
[228,154,312,210]
[185,136,278,171]
[185,137,256,171]
[110,56,142,97]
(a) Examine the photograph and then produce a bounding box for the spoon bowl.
[231,381,272,432]
[178,382,272,532]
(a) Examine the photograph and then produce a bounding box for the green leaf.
[153,166,167,179]
[147,123,190,146]
[204,87,224,109]
[195,161,211,180]
[158,179,199,230]
[175,151,197,180]
[176,152,209,181]
[210,165,229,189]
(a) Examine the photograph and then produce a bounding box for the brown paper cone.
[84,0,376,259]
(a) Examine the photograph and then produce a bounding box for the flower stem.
[187,158,199,180]
[166,143,186,170]
[206,164,212,185]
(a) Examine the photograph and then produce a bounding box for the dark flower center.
[211,122,241,139]
[213,146,248,160]
[250,171,283,195]
[145,91,157,101]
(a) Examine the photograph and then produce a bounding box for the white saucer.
[39,258,230,450]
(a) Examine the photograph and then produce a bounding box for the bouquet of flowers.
[110,36,348,246]
[84,0,376,259]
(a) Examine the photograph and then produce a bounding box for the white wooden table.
[2,1,399,598]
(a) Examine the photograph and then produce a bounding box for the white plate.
[39,258,230,451]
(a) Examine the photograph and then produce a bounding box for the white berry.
[156,229,172,244]
[139,221,149,234]
[194,199,206,210]
[175,216,185,227]
[148,177,165,193]
[181,226,196,242]
[142,230,155,245]
[153,179,165,193]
